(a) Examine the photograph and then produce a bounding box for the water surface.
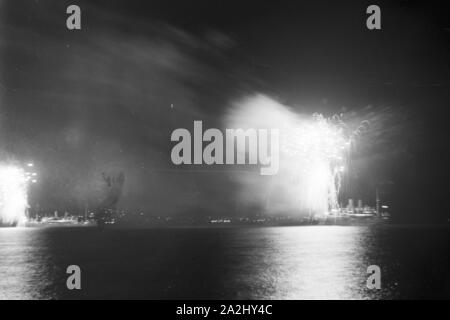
[0,225,449,299]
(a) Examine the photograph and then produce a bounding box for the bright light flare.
[279,114,350,213]
[226,95,363,216]
[0,164,29,226]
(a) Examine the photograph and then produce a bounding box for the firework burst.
[226,94,368,216]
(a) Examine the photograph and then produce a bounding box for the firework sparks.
[0,164,29,226]
[226,95,367,216]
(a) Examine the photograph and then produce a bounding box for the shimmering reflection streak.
[0,228,55,300]
[271,226,369,299]
[226,226,371,300]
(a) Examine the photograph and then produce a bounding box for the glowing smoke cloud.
[0,165,29,226]
[226,95,364,216]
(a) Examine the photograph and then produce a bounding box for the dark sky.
[1,0,450,221]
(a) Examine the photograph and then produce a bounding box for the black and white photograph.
[0,0,450,304]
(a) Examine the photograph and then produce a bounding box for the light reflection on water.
[0,225,448,299]
[225,226,373,299]
[0,228,56,300]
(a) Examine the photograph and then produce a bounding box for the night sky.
[1,0,450,222]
